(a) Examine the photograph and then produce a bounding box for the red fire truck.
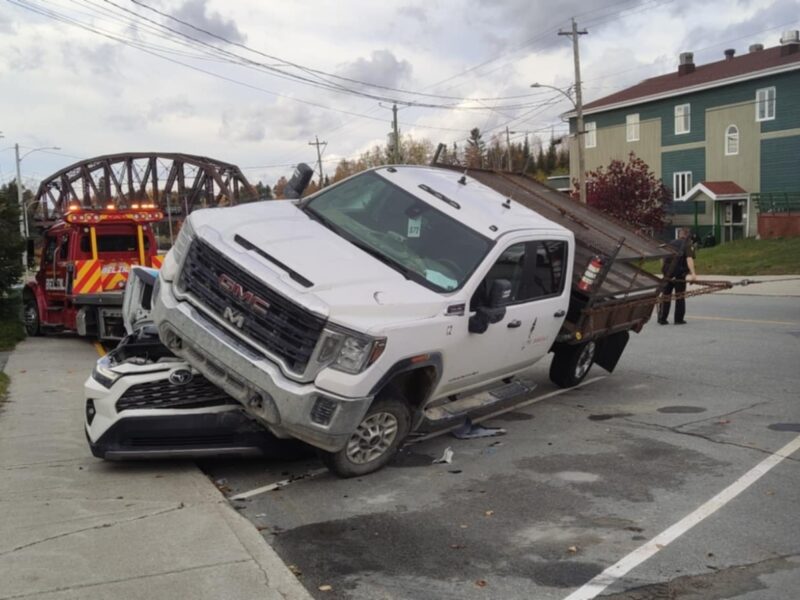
[22,203,165,340]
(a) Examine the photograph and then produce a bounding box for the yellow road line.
[689,315,799,326]
[93,341,106,357]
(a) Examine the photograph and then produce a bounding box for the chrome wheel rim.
[24,305,37,331]
[345,412,399,465]
[575,341,596,380]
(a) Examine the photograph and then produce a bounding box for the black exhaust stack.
[283,163,315,199]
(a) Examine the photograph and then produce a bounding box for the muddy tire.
[549,340,596,388]
[24,299,41,337]
[319,395,411,478]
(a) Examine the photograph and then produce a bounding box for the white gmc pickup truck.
[152,164,668,476]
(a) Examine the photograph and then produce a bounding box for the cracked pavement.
[201,292,800,599]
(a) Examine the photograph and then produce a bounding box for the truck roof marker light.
[106,203,116,210]
[131,203,140,209]
[68,202,79,212]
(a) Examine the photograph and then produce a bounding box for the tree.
[0,184,25,294]
[465,128,485,168]
[575,152,672,231]
[273,176,289,199]
[254,181,272,201]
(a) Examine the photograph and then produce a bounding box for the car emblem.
[169,368,194,386]
[217,273,270,316]
[223,306,245,328]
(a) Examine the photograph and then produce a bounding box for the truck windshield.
[303,171,491,292]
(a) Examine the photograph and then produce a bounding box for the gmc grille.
[115,374,237,412]
[179,240,326,374]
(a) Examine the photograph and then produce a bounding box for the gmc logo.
[218,273,270,317]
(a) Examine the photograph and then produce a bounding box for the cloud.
[396,5,428,23]
[62,43,121,77]
[7,46,43,71]
[221,99,342,142]
[147,96,196,122]
[173,0,246,44]
[336,50,413,90]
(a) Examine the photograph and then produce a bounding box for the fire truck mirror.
[26,239,35,267]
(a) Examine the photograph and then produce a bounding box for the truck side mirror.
[488,278,511,309]
[469,278,511,334]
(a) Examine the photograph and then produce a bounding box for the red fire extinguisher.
[577,255,605,292]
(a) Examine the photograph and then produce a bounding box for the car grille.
[115,374,237,412]
[179,240,326,374]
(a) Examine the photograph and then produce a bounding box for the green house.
[567,32,800,242]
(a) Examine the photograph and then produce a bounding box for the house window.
[756,87,776,121]
[626,113,640,142]
[673,171,692,199]
[725,125,739,156]
[675,103,691,134]
[584,122,596,148]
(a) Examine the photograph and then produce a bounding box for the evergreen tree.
[0,184,24,293]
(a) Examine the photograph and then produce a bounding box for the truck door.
[41,232,70,306]
[439,236,571,395]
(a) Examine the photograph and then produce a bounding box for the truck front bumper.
[152,280,373,452]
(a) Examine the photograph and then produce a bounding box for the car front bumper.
[152,279,373,452]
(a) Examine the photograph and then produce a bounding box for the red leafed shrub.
[573,153,672,232]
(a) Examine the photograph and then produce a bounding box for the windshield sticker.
[425,269,457,290]
[407,217,422,238]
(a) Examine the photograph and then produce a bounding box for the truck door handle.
[507,320,521,328]
[553,310,566,318]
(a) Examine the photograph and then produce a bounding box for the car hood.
[190,201,452,332]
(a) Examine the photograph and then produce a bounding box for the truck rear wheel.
[319,395,410,478]
[24,300,41,337]
[549,340,596,388]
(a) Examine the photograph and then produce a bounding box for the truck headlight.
[317,326,386,374]
[160,217,195,281]
[92,355,120,388]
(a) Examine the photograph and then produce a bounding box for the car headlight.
[91,355,120,388]
[316,325,386,374]
[159,217,195,281]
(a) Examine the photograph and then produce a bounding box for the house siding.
[705,103,760,192]
[662,147,706,195]
[760,135,800,193]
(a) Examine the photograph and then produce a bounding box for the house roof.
[682,181,749,202]
[577,43,800,116]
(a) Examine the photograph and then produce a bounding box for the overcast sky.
[1,0,798,189]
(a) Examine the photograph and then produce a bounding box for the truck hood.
[190,202,451,332]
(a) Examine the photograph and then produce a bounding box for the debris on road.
[433,447,454,464]
[451,418,507,440]
[318,584,333,592]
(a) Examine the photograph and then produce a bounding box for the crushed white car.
[85,267,278,459]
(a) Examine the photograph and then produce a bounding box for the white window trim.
[725,124,739,156]
[756,86,776,122]
[675,103,691,135]
[584,121,596,148]
[626,113,640,142]
[673,171,692,199]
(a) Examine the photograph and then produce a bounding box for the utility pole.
[391,103,400,164]
[559,17,588,203]
[308,136,327,187]
[14,143,26,268]
[505,126,513,172]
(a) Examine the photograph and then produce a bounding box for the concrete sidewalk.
[693,274,800,296]
[0,337,312,600]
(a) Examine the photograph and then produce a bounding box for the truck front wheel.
[549,340,596,388]
[24,300,41,337]
[320,395,410,478]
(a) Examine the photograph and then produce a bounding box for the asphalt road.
[201,292,800,600]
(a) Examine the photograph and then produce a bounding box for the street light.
[14,144,60,268]
[532,82,586,203]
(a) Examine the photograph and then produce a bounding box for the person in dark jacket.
[658,227,697,325]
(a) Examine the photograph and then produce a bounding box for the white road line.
[229,468,328,501]
[409,375,607,444]
[563,432,800,600]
